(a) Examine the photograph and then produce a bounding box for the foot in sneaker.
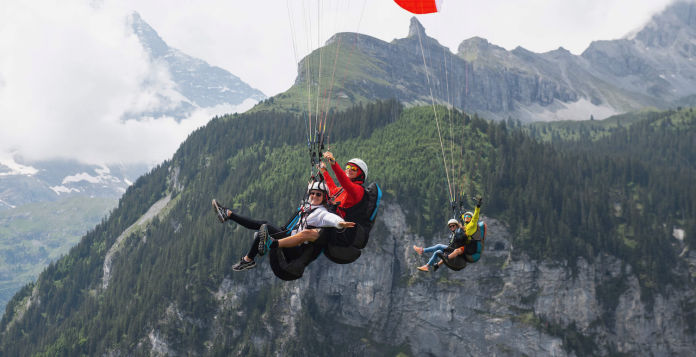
[232,257,256,271]
[257,224,270,256]
[433,264,440,272]
[417,265,429,272]
[212,199,231,223]
[413,245,424,255]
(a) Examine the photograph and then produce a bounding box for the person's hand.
[319,161,327,172]
[338,221,356,228]
[474,196,483,207]
[323,151,336,164]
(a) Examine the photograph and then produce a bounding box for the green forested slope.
[562,108,696,174]
[1,101,694,355]
[527,108,696,172]
[524,109,659,142]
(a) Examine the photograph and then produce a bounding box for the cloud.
[0,0,246,166]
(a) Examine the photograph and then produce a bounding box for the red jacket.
[322,161,365,218]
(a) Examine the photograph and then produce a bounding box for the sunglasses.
[345,164,359,172]
[309,191,324,197]
[448,224,458,228]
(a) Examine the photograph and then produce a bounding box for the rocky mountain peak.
[631,1,696,48]
[127,11,265,115]
[408,17,426,37]
[129,12,168,58]
[457,36,507,55]
[550,46,571,55]
[542,46,574,60]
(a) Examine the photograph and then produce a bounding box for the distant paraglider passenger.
[413,218,466,272]
[438,197,485,270]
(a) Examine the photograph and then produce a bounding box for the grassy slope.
[251,40,390,114]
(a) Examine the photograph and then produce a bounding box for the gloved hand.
[474,196,483,207]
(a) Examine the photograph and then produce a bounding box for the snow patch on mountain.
[40,164,136,196]
[0,156,38,177]
[62,166,117,184]
[50,186,81,195]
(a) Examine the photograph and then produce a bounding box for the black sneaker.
[212,199,230,223]
[232,257,256,271]
[257,224,270,256]
[433,264,440,272]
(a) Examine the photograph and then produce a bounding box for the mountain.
[0,13,266,313]
[582,1,696,104]
[0,157,147,311]
[0,11,267,208]
[1,98,694,355]
[2,4,696,356]
[261,2,696,123]
[0,158,148,207]
[128,12,266,119]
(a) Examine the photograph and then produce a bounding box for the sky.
[0,0,676,166]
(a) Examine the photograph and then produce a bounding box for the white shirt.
[290,204,344,236]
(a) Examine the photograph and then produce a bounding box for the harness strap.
[329,187,344,203]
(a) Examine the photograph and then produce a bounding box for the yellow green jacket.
[462,206,480,237]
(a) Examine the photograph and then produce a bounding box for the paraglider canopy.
[394,0,443,14]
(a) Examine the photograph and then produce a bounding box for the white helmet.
[307,181,328,193]
[447,219,459,226]
[347,158,368,179]
[462,211,474,224]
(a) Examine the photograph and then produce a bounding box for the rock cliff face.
[296,2,696,122]
[144,201,696,356]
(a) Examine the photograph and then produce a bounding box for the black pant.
[227,211,286,259]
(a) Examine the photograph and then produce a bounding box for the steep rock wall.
[141,201,696,356]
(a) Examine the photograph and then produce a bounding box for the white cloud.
[0,0,253,166]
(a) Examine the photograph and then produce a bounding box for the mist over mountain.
[0,11,267,208]
[0,12,266,313]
